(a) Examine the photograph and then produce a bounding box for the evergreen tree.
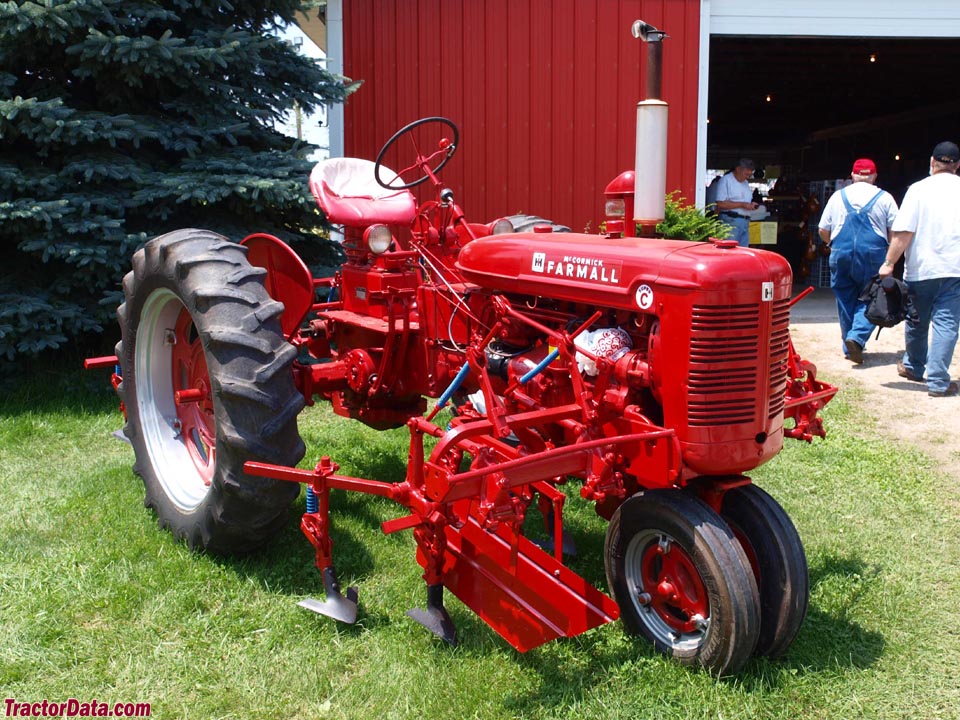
[0,0,350,360]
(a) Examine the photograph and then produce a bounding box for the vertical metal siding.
[528,0,554,218]
[343,0,701,233]
[550,0,576,223]
[506,1,531,214]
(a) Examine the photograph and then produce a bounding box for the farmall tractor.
[88,39,836,678]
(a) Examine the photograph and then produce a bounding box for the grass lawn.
[1,364,958,719]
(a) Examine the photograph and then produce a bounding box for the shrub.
[654,191,732,241]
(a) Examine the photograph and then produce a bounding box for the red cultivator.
[88,83,835,675]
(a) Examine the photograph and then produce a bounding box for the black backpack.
[859,275,917,335]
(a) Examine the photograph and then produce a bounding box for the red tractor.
[89,113,835,675]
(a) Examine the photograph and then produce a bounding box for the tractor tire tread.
[225,266,268,285]
[720,484,809,658]
[117,228,304,556]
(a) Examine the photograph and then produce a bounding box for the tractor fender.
[241,233,315,339]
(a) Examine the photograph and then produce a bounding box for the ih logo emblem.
[761,282,774,302]
[531,252,546,273]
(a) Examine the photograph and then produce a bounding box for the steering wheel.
[374,117,460,190]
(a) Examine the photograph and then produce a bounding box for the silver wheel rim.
[623,528,708,652]
[135,288,212,512]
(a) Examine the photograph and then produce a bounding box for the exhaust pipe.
[631,21,669,235]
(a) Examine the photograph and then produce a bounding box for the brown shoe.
[844,338,863,364]
[897,360,924,383]
[928,382,959,397]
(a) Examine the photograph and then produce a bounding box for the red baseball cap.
[852,158,877,175]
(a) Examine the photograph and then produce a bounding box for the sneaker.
[928,382,959,397]
[897,359,924,383]
[844,338,864,364]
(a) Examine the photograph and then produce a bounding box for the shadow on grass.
[225,492,388,587]
[213,484,418,642]
[117,462,890,717]
[218,472,886,710]
[856,350,902,367]
[774,552,886,667]
[0,360,119,416]
[485,551,886,713]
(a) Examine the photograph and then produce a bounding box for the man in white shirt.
[879,141,960,397]
[715,158,758,247]
[818,158,898,363]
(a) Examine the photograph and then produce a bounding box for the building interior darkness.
[708,36,960,203]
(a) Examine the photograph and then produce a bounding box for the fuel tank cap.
[711,238,739,249]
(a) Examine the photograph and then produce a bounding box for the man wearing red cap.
[880,141,960,397]
[818,158,899,363]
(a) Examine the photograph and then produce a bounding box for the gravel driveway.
[789,286,960,473]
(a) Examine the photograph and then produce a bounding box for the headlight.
[364,224,393,254]
[489,218,514,235]
[605,199,626,218]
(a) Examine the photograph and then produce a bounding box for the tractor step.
[420,515,619,652]
[297,567,358,624]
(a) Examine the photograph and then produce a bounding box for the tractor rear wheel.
[604,489,760,675]
[720,484,809,658]
[116,229,305,554]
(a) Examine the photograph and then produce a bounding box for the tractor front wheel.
[720,484,809,658]
[116,229,305,554]
[604,489,760,675]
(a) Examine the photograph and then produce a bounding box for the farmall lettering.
[531,252,622,285]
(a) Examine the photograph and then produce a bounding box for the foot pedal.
[298,567,358,624]
[407,584,457,646]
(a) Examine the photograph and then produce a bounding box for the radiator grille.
[687,301,788,427]
[767,299,791,419]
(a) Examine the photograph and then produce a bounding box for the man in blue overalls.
[818,158,899,363]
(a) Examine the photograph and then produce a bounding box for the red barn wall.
[342,0,701,233]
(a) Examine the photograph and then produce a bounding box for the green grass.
[1,365,959,719]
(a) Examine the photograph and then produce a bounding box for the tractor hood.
[457,233,792,310]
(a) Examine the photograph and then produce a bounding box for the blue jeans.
[722,216,750,247]
[829,234,887,353]
[902,277,960,393]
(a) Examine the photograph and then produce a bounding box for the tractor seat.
[309,158,417,227]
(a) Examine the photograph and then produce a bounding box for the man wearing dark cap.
[715,158,759,247]
[880,141,960,396]
[818,157,898,363]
